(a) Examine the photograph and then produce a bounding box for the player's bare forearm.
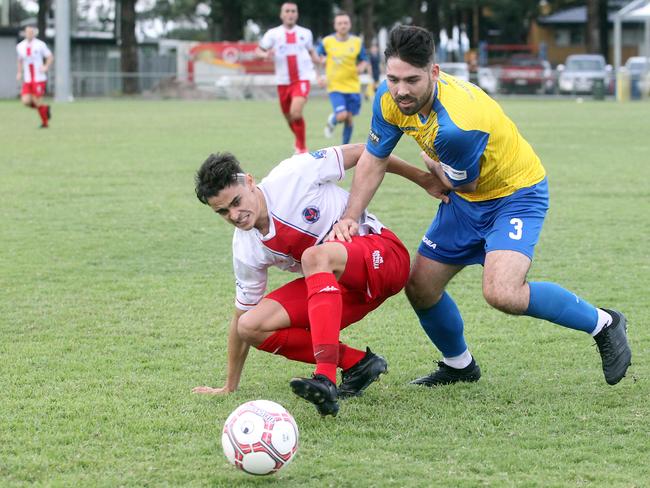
[386,153,450,203]
[329,149,387,242]
[343,149,388,221]
[192,308,249,395]
[255,47,270,60]
[223,309,250,391]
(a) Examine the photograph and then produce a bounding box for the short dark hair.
[195,152,245,205]
[384,25,435,68]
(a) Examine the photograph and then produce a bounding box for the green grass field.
[1,95,649,487]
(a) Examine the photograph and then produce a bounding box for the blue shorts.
[418,178,549,266]
[328,92,362,116]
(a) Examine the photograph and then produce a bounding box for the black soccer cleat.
[290,374,339,417]
[594,308,631,385]
[410,358,481,387]
[338,347,388,399]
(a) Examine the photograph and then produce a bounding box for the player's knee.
[237,314,263,345]
[288,110,302,122]
[301,246,331,275]
[405,275,442,310]
[335,112,347,123]
[482,283,521,314]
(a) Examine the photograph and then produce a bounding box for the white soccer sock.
[327,113,337,127]
[443,349,472,369]
[591,308,613,337]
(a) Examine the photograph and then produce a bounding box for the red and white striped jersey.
[259,25,316,85]
[16,39,51,83]
[232,146,384,310]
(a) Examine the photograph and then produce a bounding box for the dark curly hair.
[384,25,435,68]
[195,152,244,205]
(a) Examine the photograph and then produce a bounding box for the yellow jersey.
[317,35,367,94]
[367,72,546,202]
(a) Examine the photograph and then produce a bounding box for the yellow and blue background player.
[331,25,631,387]
[317,11,367,144]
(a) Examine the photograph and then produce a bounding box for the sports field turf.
[1,96,648,487]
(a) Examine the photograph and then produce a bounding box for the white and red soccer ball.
[222,400,299,475]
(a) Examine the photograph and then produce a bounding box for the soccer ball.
[222,400,299,475]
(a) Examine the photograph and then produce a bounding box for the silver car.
[557,54,612,95]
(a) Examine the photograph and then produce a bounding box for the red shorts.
[21,82,46,97]
[277,80,311,114]
[265,228,410,329]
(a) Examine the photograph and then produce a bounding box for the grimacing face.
[385,57,439,116]
[280,3,299,28]
[334,15,351,37]
[206,178,260,231]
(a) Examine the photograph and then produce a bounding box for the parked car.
[439,62,470,81]
[439,62,498,95]
[625,56,650,97]
[499,54,551,94]
[557,54,612,95]
[624,56,650,77]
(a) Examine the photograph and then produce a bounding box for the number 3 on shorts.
[508,218,523,240]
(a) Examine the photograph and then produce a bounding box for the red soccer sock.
[37,105,48,126]
[257,328,365,371]
[289,118,306,152]
[338,343,366,371]
[306,272,342,383]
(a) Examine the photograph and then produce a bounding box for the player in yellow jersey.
[317,12,367,144]
[331,25,631,387]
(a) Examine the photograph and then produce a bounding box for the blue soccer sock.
[342,123,353,144]
[413,291,467,358]
[526,282,598,333]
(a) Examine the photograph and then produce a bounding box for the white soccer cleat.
[323,114,335,139]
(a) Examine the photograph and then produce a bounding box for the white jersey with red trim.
[232,146,384,310]
[17,38,51,83]
[259,25,316,85]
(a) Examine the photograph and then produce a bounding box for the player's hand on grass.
[328,217,358,242]
[192,385,233,395]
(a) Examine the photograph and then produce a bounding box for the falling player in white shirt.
[255,2,319,154]
[16,26,53,128]
[192,145,443,416]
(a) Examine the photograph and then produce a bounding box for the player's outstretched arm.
[386,152,450,203]
[16,59,22,81]
[192,308,250,395]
